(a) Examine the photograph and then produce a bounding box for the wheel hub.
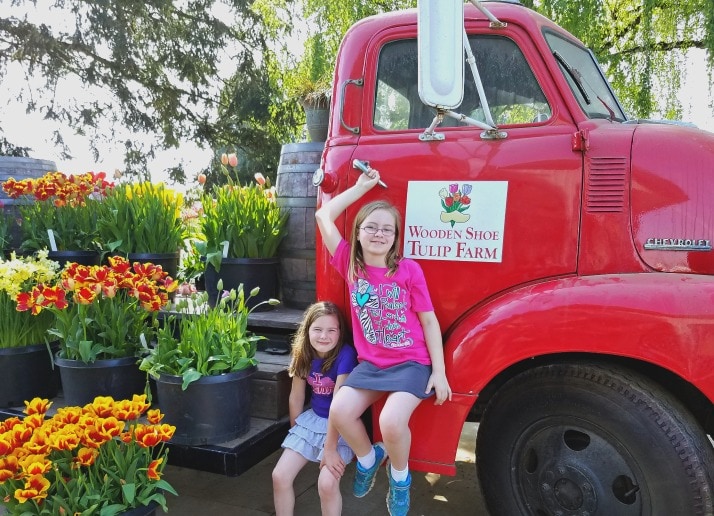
[514,421,643,515]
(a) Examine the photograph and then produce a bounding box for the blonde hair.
[348,200,401,282]
[288,301,347,379]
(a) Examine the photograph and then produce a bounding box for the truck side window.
[374,36,551,130]
[544,31,626,122]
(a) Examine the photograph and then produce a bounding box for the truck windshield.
[544,31,626,122]
[374,35,551,131]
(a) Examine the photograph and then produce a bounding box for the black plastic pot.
[155,366,256,445]
[55,355,147,406]
[204,257,278,310]
[0,343,60,407]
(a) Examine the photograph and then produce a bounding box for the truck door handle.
[353,159,388,188]
[340,79,363,135]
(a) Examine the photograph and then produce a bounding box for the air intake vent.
[586,157,627,212]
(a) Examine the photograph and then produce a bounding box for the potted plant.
[287,34,333,142]
[97,182,186,279]
[15,256,178,405]
[139,285,278,445]
[0,395,177,515]
[0,250,61,406]
[2,171,113,266]
[200,166,288,308]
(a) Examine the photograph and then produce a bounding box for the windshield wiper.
[553,51,591,105]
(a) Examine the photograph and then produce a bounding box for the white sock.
[357,447,376,470]
[390,464,409,482]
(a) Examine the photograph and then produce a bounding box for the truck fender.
[445,273,714,402]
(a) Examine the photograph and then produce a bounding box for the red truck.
[312,0,714,514]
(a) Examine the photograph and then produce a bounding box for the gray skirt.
[281,409,354,464]
[344,361,434,399]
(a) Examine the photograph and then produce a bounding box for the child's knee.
[379,411,409,440]
[317,468,340,496]
[272,465,290,490]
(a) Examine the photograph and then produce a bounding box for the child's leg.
[317,463,342,516]
[379,391,422,471]
[272,449,309,516]
[330,386,383,457]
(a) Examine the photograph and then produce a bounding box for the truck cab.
[314,1,714,513]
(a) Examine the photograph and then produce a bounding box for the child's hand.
[320,448,346,479]
[355,166,382,190]
[427,370,453,405]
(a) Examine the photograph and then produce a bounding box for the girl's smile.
[309,314,341,358]
[359,209,396,264]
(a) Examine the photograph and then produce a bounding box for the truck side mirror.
[417,0,464,109]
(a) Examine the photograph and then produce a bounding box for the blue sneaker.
[353,442,387,498]
[386,464,411,516]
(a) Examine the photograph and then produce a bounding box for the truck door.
[350,26,582,329]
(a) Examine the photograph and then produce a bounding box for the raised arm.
[315,168,382,256]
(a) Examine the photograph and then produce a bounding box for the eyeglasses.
[360,225,395,236]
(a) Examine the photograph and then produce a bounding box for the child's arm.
[288,376,307,427]
[315,168,382,255]
[419,310,453,405]
[320,373,350,479]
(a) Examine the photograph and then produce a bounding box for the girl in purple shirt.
[272,301,357,516]
[315,168,452,516]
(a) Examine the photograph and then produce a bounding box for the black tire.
[476,363,714,515]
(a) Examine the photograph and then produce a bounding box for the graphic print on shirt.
[308,371,336,396]
[352,278,379,343]
[350,278,411,349]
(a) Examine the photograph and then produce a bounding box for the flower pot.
[55,355,146,406]
[127,252,180,280]
[155,366,256,445]
[303,106,330,142]
[0,343,60,407]
[204,257,279,310]
[48,249,101,268]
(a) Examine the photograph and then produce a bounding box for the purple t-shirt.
[330,239,434,368]
[307,344,358,418]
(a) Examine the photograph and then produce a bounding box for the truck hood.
[631,123,714,274]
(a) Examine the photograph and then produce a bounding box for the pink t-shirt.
[331,239,433,368]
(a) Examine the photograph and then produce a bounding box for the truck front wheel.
[476,363,714,515]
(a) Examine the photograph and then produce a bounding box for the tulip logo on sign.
[439,183,472,227]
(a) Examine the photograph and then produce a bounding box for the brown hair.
[347,200,401,282]
[288,301,347,379]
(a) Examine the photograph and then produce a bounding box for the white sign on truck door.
[403,180,508,262]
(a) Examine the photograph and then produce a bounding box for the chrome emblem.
[644,238,712,251]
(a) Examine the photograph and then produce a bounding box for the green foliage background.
[1,0,713,182]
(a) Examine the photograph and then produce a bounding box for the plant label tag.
[222,241,229,258]
[139,333,148,348]
[47,229,58,251]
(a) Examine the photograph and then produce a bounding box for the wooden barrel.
[0,157,57,206]
[276,142,323,309]
[0,157,57,249]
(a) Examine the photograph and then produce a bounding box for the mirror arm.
[420,112,446,141]
[467,0,507,28]
[463,31,498,129]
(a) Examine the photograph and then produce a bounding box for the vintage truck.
[312,0,714,514]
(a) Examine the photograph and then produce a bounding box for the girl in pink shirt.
[315,167,452,516]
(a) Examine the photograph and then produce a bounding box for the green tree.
[524,0,714,120]
[0,0,297,181]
